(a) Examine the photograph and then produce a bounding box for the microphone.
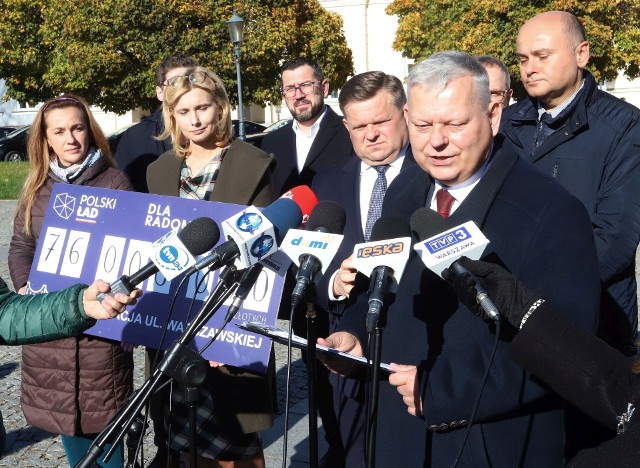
[184,197,305,276]
[224,264,265,322]
[351,216,412,332]
[97,216,219,301]
[279,185,319,225]
[282,201,346,310]
[410,208,499,322]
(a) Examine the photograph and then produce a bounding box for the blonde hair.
[18,94,113,235]
[158,66,234,159]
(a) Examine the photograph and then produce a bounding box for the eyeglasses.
[280,81,322,98]
[165,71,212,89]
[490,90,509,101]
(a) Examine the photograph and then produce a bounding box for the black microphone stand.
[305,287,319,468]
[75,265,241,468]
[365,267,393,468]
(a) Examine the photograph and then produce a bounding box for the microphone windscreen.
[307,200,346,234]
[410,207,448,241]
[280,185,319,222]
[262,197,302,243]
[370,215,411,242]
[178,217,220,255]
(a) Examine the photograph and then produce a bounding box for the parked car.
[263,119,292,133]
[0,125,29,162]
[232,120,267,137]
[0,126,23,139]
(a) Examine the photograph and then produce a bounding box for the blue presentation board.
[26,184,285,372]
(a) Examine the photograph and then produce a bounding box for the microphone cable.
[451,318,502,468]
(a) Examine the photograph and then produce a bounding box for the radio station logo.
[425,227,471,254]
[53,193,77,219]
[236,212,263,234]
[156,244,192,272]
[251,234,275,259]
[289,236,329,250]
[357,242,404,258]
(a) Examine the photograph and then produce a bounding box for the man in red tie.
[320,51,601,467]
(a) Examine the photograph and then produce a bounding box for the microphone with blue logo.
[410,207,499,322]
[281,201,346,310]
[183,186,318,277]
[96,216,219,302]
[351,215,413,333]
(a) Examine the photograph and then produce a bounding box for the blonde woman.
[147,66,275,467]
[8,94,133,467]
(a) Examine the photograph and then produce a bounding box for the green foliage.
[0,162,29,199]
[387,0,640,99]
[0,0,354,113]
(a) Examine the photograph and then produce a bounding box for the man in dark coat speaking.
[321,51,601,467]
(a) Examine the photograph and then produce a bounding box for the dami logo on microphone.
[424,227,472,254]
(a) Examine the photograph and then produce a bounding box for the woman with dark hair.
[8,94,134,467]
[147,66,275,468]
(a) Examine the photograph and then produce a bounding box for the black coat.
[339,137,601,467]
[260,106,353,196]
[115,108,172,193]
[510,302,640,467]
[501,71,640,347]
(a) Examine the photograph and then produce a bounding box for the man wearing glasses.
[261,57,353,196]
[478,55,513,108]
[261,57,353,467]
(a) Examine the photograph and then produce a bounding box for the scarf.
[49,147,102,183]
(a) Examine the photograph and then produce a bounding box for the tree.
[0,0,354,113]
[387,0,640,98]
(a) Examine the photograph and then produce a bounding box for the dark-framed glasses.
[490,90,509,101]
[166,71,211,89]
[280,81,321,98]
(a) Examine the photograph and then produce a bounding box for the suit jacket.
[339,136,601,466]
[311,146,416,317]
[146,138,276,434]
[312,148,416,403]
[509,302,640,467]
[261,106,353,196]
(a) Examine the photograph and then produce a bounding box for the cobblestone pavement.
[0,200,312,467]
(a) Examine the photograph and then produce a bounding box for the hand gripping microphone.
[410,208,499,322]
[97,216,219,302]
[281,201,346,310]
[351,216,412,332]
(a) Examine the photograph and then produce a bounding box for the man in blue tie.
[312,71,415,466]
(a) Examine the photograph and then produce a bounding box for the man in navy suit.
[321,51,601,466]
[261,57,353,466]
[261,57,353,196]
[312,71,415,466]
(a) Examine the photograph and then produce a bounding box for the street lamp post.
[227,9,245,140]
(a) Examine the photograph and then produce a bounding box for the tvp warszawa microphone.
[411,208,499,321]
[351,216,412,332]
[281,201,346,308]
[411,208,489,277]
[97,216,219,301]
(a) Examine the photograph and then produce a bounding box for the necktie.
[364,165,389,241]
[436,188,456,219]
